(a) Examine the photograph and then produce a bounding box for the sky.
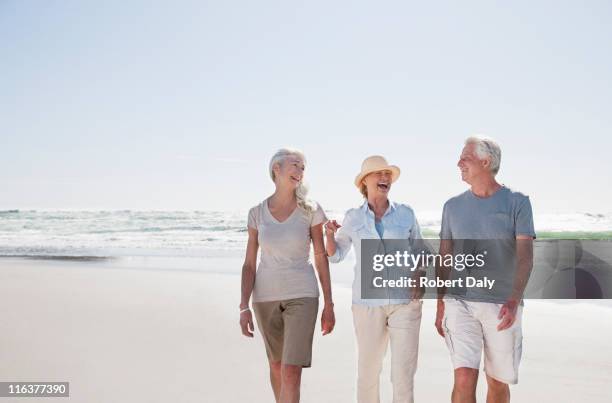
[1,0,611,214]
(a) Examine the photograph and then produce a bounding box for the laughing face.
[363,169,393,197]
[274,155,305,189]
[457,143,490,184]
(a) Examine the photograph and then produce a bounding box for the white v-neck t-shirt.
[247,198,327,302]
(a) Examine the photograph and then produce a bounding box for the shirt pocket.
[387,223,412,239]
[487,212,514,236]
[352,223,372,239]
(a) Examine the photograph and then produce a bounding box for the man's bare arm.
[511,235,534,302]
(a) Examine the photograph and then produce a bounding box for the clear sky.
[2,0,611,213]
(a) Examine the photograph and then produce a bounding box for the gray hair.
[269,148,316,213]
[465,136,502,175]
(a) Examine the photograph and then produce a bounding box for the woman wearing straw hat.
[240,148,335,403]
[325,155,425,403]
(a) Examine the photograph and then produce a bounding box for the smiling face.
[457,143,491,184]
[362,169,393,198]
[273,154,305,189]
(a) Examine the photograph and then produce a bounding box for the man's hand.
[497,299,519,331]
[321,303,336,335]
[435,299,445,337]
[240,309,255,337]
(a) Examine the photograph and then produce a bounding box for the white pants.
[352,301,423,403]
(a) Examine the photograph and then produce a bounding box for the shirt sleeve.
[439,202,452,240]
[515,196,536,238]
[247,206,258,230]
[328,212,353,264]
[310,202,328,227]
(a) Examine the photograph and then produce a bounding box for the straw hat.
[354,155,400,188]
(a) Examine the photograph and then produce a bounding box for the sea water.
[0,209,611,258]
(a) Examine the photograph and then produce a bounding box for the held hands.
[321,303,336,335]
[324,220,341,236]
[324,220,341,257]
[239,308,255,338]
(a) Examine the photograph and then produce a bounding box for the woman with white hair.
[325,155,425,403]
[240,148,335,403]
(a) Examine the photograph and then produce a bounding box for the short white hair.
[465,136,501,175]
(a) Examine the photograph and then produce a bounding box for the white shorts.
[442,298,523,384]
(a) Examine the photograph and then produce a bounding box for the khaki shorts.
[253,297,319,367]
[443,298,523,384]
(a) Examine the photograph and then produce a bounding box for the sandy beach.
[1,256,611,403]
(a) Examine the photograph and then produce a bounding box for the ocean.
[1,209,611,258]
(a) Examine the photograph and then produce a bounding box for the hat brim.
[354,165,401,188]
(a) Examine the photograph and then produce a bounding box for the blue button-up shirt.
[329,200,424,306]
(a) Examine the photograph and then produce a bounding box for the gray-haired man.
[435,136,536,403]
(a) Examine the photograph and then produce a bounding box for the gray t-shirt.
[439,186,536,302]
[247,199,327,302]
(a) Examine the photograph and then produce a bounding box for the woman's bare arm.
[239,227,258,337]
[311,223,335,335]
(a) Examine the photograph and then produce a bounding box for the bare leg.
[269,360,282,402]
[279,364,302,403]
[452,367,478,403]
[486,375,509,403]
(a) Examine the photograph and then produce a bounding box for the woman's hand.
[321,303,335,335]
[410,270,426,300]
[324,220,341,236]
[324,220,341,257]
[240,309,255,338]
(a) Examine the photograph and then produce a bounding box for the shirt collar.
[360,199,397,218]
